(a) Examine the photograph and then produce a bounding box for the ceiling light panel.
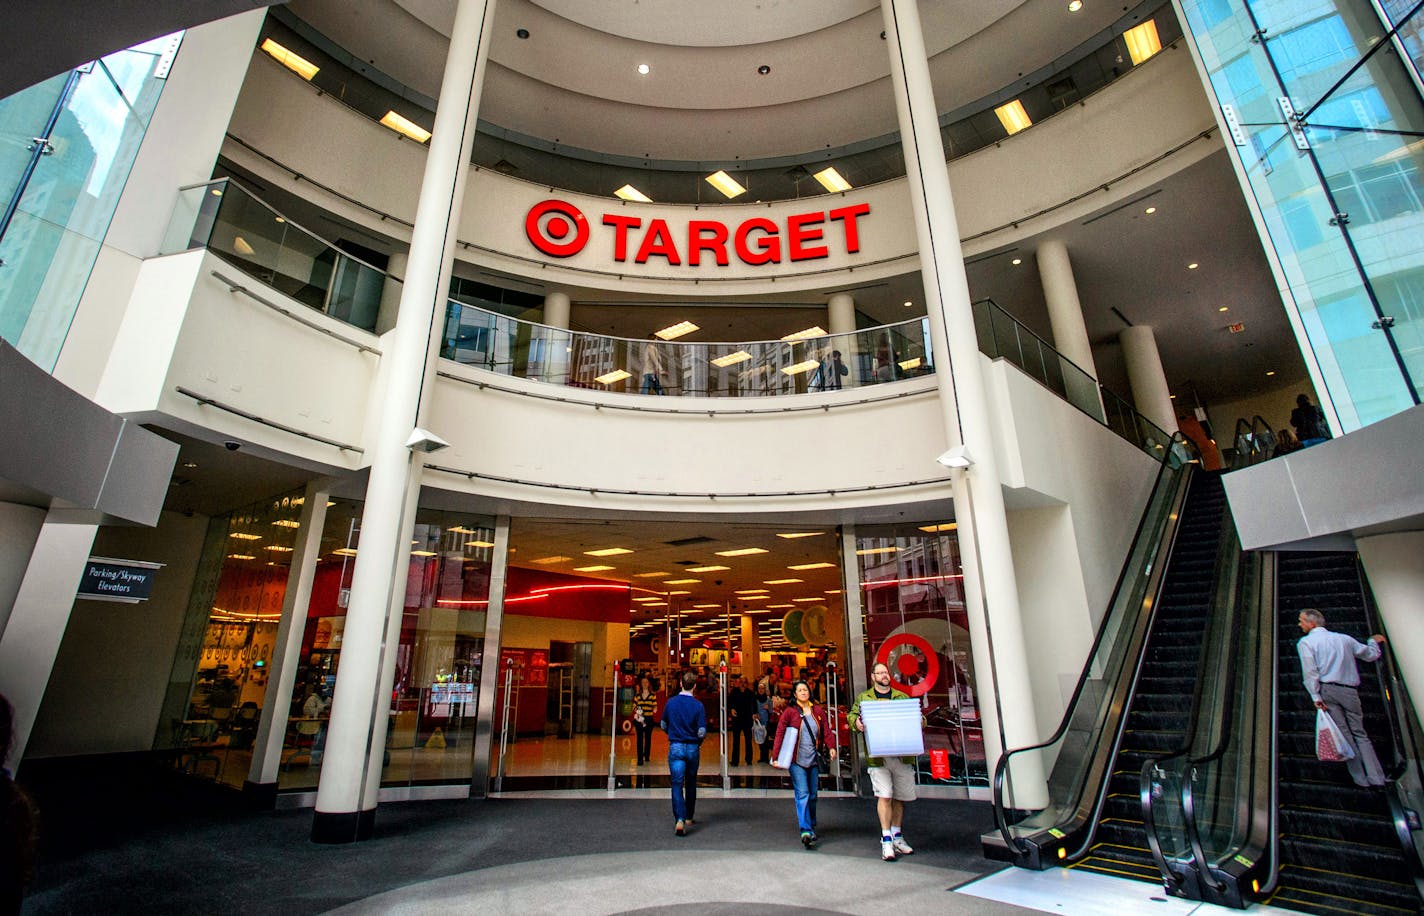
[781,326,828,341]
[995,100,1033,135]
[595,369,632,385]
[813,167,852,193]
[614,184,652,202]
[1124,19,1162,65]
[788,562,835,570]
[655,321,699,340]
[584,547,633,557]
[380,110,431,143]
[705,170,748,199]
[711,350,752,368]
[781,360,821,376]
[716,548,768,557]
[574,564,615,572]
[777,532,824,539]
[688,565,730,572]
[260,38,319,80]
[764,578,803,585]
[663,578,701,585]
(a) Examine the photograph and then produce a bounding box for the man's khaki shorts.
[868,756,917,801]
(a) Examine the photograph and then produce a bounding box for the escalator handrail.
[1139,500,1240,894]
[991,433,1198,854]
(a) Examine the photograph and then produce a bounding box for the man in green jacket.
[846,662,918,861]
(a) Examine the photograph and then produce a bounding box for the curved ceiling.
[287,0,1140,160]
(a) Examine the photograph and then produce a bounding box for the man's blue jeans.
[789,762,819,832]
[668,742,700,821]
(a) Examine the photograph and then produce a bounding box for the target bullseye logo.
[525,199,590,258]
[875,633,940,698]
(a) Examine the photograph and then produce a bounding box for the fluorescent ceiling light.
[782,360,820,376]
[705,170,748,199]
[688,565,730,572]
[781,326,828,341]
[668,590,691,596]
[232,236,255,256]
[995,99,1033,135]
[813,166,852,193]
[272,519,300,528]
[227,554,256,561]
[634,571,670,578]
[260,38,319,80]
[614,184,652,202]
[735,588,770,594]
[898,357,922,371]
[766,604,795,609]
[789,562,835,570]
[532,555,570,564]
[693,603,720,609]
[716,548,768,557]
[574,564,615,572]
[918,523,958,533]
[229,532,261,540]
[380,110,431,143]
[764,578,804,585]
[1124,19,1162,66]
[777,532,823,539]
[332,548,358,556]
[664,578,701,585]
[792,597,822,603]
[655,321,699,340]
[711,350,752,368]
[855,546,899,556]
[265,545,294,552]
[585,547,633,557]
[447,526,475,534]
[595,369,632,385]
[468,540,495,549]
[633,597,664,603]
[411,550,437,557]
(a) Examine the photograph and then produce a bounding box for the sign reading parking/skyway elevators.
[77,557,163,603]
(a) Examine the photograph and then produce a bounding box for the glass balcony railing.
[161,178,393,332]
[162,180,1175,464]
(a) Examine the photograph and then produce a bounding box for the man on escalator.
[1296,608,1388,788]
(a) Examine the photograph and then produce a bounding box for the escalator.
[1268,551,1419,916]
[1067,471,1228,881]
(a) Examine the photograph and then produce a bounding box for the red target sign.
[525,199,590,258]
[875,633,939,698]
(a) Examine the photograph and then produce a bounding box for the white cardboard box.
[860,699,924,757]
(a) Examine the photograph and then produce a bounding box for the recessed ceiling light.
[614,184,652,202]
[229,532,261,540]
[1124,19,1162,65]
[1219,306,1229,312]
[995,99,1033,135]
[688,565,730,573]
[516,28,530,39]
[182,461,198,469]
[637,63,650,75]
[918,523,958,533]
[1068,0,1083,10]
[812,166,852,193]
[260,38,320,80]
[595,369,632,385]
[717,547,769,557]
[1145,206,1157,214]
[411,550,437,557]
[232,236,255,256]
[789,562,835,570]
[735,588,770,595]
[764,578,804,585]
[1188,262,1200,269]
[585,547,633,557]
[332,548,358,557]
[380,110,431,143]
[1170,394,1177,399]
[532,555,571,564]
[656,321,699,340]
[1011,258,1022,265]
[693,603,720,609]
[634,571,669,578]
[781,326,828,341]
[777,532,823,539]
[667,590,691,596]
[274,216,286,224]
[272,519,300,528]
[468,541,496,549]
[574,564,615,572]
[1266,370,1276,376]
[664,579,701,585]
[705,170,747,199]
[711,350,753,368]
[226,554,256,561]
[757,65,771,75]
[898,357,922,371]
[791,597,822,603]
[782,360,821,376]
[855,546,899,556]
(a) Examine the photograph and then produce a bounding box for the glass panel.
[855,524,984,787]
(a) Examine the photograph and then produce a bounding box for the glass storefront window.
[854,524,985,788]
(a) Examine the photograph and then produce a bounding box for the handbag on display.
[1315,708,1356,762]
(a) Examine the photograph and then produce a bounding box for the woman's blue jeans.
[668,742,700,822]
[789,763,819,832]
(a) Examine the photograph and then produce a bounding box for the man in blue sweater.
[660,670,707,835]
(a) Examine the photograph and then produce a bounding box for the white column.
[312,0,498,844]
[0,513,98,770]
[245,479,332,798]
[827,292,855,336]
[543,290,571,329]
[1036,239,1097,378]
[1356,532,1424,724]
[377,250,408,335]
[882,0,1046,806]
[1119,325,1179,435]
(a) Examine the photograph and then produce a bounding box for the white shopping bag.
[776,725,798,768]
[1315,708,1356,762]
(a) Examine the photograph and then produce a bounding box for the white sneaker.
[881,839,897,861]
[892,836,914,856]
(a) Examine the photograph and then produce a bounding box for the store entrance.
[488,518,850,793]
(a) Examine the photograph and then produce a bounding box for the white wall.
[0,504,46,639]
[26,511,209,758]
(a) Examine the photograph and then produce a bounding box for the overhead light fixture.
[705,170,747,199]
[789,562,835,571]
[229,532,261,540]
[1145,207,1157,214]
[260,38,320,80]
[614,184,652,202]
[574,564,615,572]
[716,547,768,557]
[664,578,701,585]
[903,301,913,308]
[918,523,958,533]
[813,166,852,193]
[332,548,358,557]
[265,545,293,553]
[226,554,256,561]
[757,65,771,75]
[767,604,795,609]
[667,590,691,596]
[656,321,699,340]
[532,555,570,564]
[1188,262,1200,270]
[936,444,976,468]
[898,357,922,371]
[735,588,770,595]
[782,360,821,376]
[1012,258,1022,265]
[711,351,753,368]
[468,541,495,549]
[688,565,730,573]
[411,550,438,557]
[1068,0,1083,10]
[791,597,822,603]
[595,369,632,385]
[1219,307,1229,312]
[634,571,670,578]
[777,532,823,539]
[271,519,300,528]
[585,547,633,557]
[637,63,650,75]
[764,578,804,585]
[232,236,255,255]
[1266,370,1276,377]
[406,427,450,453]
[1124,19,1162,65]
[855,546,899,556]
[380,110,432,143]
[693,603,720,609]
[995,99,1033,135]
[781,326,828,341]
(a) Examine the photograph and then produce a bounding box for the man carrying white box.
[846,662,922,862]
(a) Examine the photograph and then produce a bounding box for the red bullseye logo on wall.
[525,199,591,258]
[875,633,939,698]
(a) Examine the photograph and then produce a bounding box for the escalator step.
[1072,846,1162,883]
[1269,865,1421,916]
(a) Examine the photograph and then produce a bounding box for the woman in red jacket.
[772,679,836,848]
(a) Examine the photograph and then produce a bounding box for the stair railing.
[989,433,1198,867]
